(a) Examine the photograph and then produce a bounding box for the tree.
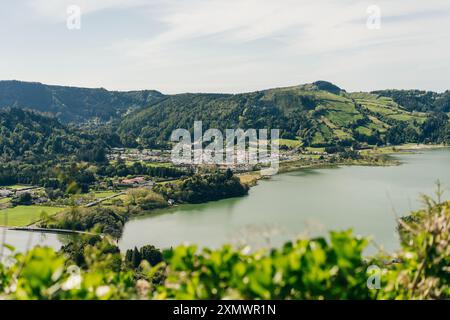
[12,192,32,205]
[131,247,141,269]
[140,245,163,266]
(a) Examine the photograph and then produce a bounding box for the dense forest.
[0,108,192,192]
[118,81,449,148]
[1,81,449,150]
[0,80,165,122]
[0,108,110,189]
[0,108,108,163]
[373,89,450,113]
[154,169,249,203]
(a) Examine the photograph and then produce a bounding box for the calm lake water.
[119,148,450,253]
[0,227,71,253]
[2,149,449,254]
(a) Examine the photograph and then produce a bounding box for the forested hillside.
[1,80,449,148]
[118,81,449,148]
[0,108,108,187]
[0,81,165,122]
[0,108,105,163]
[373,89,450,113]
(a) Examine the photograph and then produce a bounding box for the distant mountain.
[118,82,449,148]
[0,80,165,122]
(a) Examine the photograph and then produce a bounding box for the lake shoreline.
[238,143,447,189]
[127,143,448,222]
[118,147,450,254]
[5,144,448,244]
[4,147,450,254]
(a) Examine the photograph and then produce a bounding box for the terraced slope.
[119,81,443,148]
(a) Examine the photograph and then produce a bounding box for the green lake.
[2,148,449,254]
[119,148,450,253]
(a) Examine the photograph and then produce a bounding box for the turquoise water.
[2,149,449,254]
[119,149,450,253]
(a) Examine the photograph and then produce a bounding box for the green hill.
[118,81,449,148]
[372,89,450,113]
[0,108,104,163]
[1,80,448,147]
[0,80,165,122]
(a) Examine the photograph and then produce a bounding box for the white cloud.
[122,0,450,52]
[28,0,149,22]
[7,0,450,92]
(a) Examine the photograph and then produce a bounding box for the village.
[0,143,335,228]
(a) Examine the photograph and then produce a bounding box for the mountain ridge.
[0,80,165,123]
[1,80,448,148]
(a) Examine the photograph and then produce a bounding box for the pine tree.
[131,247,141,269]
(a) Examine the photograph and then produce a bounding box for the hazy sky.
[1,0,449,93]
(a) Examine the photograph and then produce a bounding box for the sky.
[1,0,449,94]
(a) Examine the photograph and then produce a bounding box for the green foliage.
[0,109,108,187]
[125,188,168,211]
[0,108,90,163]
[119,83,448,149]
[0,80,165,123]
[373,89,450,113]
[154,171,249,204]
[386,123,420,145]
[11,192,32,206]
[60,235,121,271]
[125,245,163,269]
[376,198,450,299]
[0,196,449,300]
[97,161,187,179]
[420,113,449,144]
[1,246,136,300]
[44,206,128,238]
[156,230,370,299]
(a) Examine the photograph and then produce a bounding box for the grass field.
[275,139,301,148]
[0,197,11,204]
[2,185,30,190]
[0,205,65,227]
[355,126,373,136]
[73,191,119,202]
[101,194,128,206]
[145,162,173,168]
[306,147,326,153]
[92,191,118,199]
[110,160,174,168]
[359,143,446,156]
[238,172,261,186]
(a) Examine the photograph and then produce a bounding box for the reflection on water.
[0,227,73,254]
[3,149,450,255]
[119,148,450,254]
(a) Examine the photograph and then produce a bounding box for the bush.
[156,230,370,299]
[126,188,167,211]
[1,195,449,300]
[44,206,128,238]
[155,171,249,204]
[125,245,163,269]
[11,192,32,206]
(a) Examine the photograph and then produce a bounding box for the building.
[120,177,147,185]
